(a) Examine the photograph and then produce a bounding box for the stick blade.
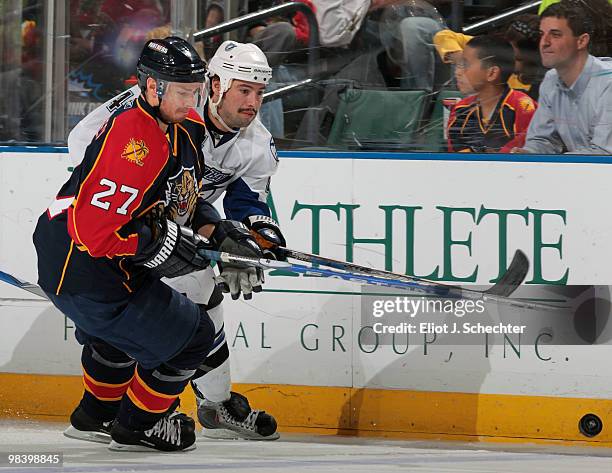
[0,270,48,299]
[485,250,529,297]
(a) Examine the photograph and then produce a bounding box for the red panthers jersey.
[447,87,537,153]
[33,95,220,298]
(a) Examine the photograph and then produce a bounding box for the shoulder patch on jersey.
[270,137,279,162]
[518,96,536,112]
[121,138,149,167]
[106,89,137,113]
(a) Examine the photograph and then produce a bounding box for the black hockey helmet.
[136,36,206,88]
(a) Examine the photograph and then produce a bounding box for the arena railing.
[462,1,542,34]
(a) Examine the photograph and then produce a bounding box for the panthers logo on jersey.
[121,138,149,167]
[164,166,199,225]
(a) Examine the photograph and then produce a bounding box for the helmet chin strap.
[209,93,236,132]
[208,79,245,132]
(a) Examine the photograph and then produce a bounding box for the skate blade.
[63,426,111,444]
[108,440,197,452]
[201,427,280,441]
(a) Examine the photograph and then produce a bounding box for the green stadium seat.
[327,89,428,150]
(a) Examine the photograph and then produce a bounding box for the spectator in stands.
[453,62,474,95]
[19,19,44,141]
[447,36,537,153]
[243,0,314,67]
[240,0,315,138]
[311,0,446,90]
[294,1,448,144]
[513,2,612,154]
[434,15,546,99]
[294,25,413,144]
[540,0,612,56]
[206,1,224,27]
[503,15,547,100]
[312,0,393,48]
[202,2,225,59]
[377,1,446,91]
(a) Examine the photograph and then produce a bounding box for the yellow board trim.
[0,372,610,447]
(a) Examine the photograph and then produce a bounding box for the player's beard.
[231,107,257,128]
[217,99,257,129]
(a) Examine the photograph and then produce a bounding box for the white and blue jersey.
[199,100,279,222]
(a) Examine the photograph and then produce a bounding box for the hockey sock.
[118,364,196,431]
[80,342,135,422]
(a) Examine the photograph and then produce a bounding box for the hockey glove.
[245,215,287,260]
[133,218,211,279]
[211,220,264,300]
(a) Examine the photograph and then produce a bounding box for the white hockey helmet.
[208,40,272,93]
[206,40,272,130]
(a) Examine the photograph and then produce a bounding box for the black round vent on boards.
[579,414,603,438]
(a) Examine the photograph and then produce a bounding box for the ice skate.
[197,391,279,440]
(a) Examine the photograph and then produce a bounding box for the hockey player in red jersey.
[67,41,284,441]
[33,37,263,452]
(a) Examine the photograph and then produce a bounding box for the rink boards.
[1,148,611,446]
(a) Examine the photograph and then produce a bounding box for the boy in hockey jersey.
[447,35,538,153]
[66,41,283,441]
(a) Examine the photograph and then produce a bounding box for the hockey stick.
[0,256,431,300]
[279,247,528,299]
[200,248,562,309]
[0,250,555,309]
[0,251,504,300]
[199,249,459,295]
[0,270,48,299]
[0,257,448,302]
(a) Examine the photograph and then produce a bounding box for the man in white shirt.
[512,2,612,154]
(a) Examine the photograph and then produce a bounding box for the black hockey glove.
[133,218,211,279]
[244,215,287,260]
[211,220,264,300]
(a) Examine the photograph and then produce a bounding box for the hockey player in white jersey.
[67,41,285,441]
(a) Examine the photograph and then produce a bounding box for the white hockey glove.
[211,220,264,300]
[214,267,264,301]
[245,215,287,260]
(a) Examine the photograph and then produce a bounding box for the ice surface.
[0,420,611,473]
